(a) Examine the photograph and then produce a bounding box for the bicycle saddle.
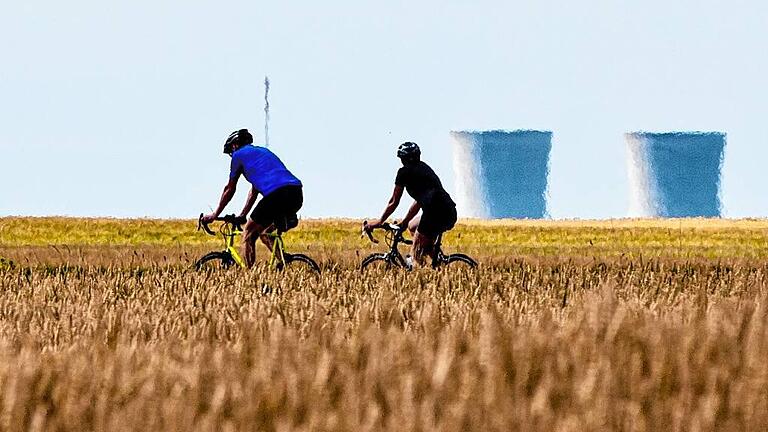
[276,214,299,233]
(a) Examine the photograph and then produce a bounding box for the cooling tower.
[451,130,552,219]
[626,132,726,217]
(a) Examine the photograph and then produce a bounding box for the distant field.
[0,217,767,431]
[2,217,768,262]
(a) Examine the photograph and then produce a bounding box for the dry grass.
[0,217,767,431]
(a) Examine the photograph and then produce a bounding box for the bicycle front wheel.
[284,253,321,274]
[361,253,402,270]
[195,252,235,271]
[444,253,478,269]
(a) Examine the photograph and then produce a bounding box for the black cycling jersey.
[395,161,455,210]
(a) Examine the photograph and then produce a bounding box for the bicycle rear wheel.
[444,253,478,269]
[361,253,402,270]
[195,252,235,271]
[284,253,321,274]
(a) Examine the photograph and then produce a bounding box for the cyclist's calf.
[411,231,435,266]
[243,219,271,268]
[407,216,420,237]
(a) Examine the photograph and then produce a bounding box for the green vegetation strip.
[1,217,767,258]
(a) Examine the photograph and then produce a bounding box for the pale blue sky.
[2,0,767,218]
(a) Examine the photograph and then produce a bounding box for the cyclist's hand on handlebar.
[201,213,217,225]
[361,220,379,243]
[363,219,380,232]
[198,213,217,235]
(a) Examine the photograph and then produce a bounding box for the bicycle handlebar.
[198,213,247,236]
[362,221,413,245]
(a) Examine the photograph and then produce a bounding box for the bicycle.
[195,213,320,273]
[360,221,477,269]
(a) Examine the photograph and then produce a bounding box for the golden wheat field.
[1,217,768,431]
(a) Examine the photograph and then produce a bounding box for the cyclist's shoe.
[405,255,414,271]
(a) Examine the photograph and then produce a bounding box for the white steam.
[451,130,552,219]
[626,132,726,217]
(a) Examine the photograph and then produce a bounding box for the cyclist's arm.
[400,200,421,227]
[369,185,404,228]
[238,186,259,219]
[208,176,238,220]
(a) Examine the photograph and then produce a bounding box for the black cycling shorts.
[418,204,457,239]
[250,185,303,230]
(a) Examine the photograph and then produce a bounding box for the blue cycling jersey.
[229,145,302,196]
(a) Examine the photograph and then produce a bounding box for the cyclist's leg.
[411,230,434,266]
[253,185,302,258]
[248,192,281,265]
[243,219,269,268]
[433,205,457,262]
[258,223,277,252]
[413,205,456,265]
[407,214,421,237]
[277,186,303,233]
[412,209,440,266]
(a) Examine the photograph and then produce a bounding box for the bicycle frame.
[220,222,247,268]
[198,212,323,274]
[362,221,476,269]
[199,214,294,270]
[380,234,409,267]
[222,226,290,270]
[268,232,287,269]
[362,222,411,267]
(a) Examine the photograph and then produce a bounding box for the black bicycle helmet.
[223,129,253,154]
[397,142,421,160]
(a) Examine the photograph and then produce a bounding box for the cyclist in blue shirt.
[202,129,303,268]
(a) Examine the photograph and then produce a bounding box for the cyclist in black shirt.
[364,142,457,266]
